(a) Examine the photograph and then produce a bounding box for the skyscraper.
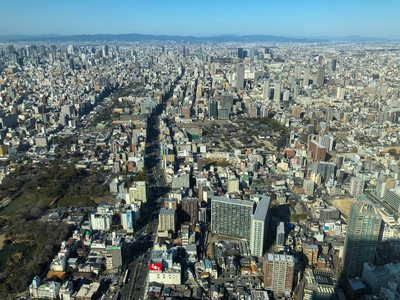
[208,99,218,118]
[181,197,199,224]
[263,253,295,298]
[343,197,382,278]
[316,67,325,86]
[294,65,302,80]
[331,59,337,71]
[211,196,254,240]
[274,82,281,101]
[302,69,310,87]
[337,87,345,100]
[237,48,244,59]
[250,195,271,257]
[276,222,286,246]
[237,64,245,89]
[262,80,270,100]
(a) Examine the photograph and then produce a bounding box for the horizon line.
[0,32,399,40]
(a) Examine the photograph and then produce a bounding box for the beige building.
[158,208,176,233]
[129,181,148,204]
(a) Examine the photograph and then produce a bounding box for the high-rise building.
[331,59,337,71]
[91,211,112,231]
[121,209,134,233]
[337,87,345,100]
[208,99,218,118]
[220,94,233,112]
[294,65,302,80]
[303,180,315,196]
[211,196,254,240]
[362,262,389,295]
[227,178,240,193]
[302,69,310,87]
[262,80,270,100]
[376,178,386,199]
[218,107,229,120]
[343,197,382,278]
[384,188,400,211]
[250,195,271,257]
[263,253,295,298]
[318,134,335,152]
[308,140,327,161]
[310,161,335,183]
[349,177,365,197]
[237,64,245,89]
[303,243,319,266]
[274,82,281,101]
[158,208,176,233]
[237,48,244,59]
[181,197,199,224]
[316,67,325,86]
[103,45,109,57]
[129,181,148,204]
[276,222,285,246]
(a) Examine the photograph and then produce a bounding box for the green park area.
[0,160,110,296]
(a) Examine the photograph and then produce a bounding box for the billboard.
[149,263,162,272]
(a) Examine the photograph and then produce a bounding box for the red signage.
[149,263,162,272]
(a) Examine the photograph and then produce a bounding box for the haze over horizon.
[1,0,399,39]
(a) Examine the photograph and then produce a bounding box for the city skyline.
[1,0,400,39]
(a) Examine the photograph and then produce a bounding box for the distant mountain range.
[0,33,398,43]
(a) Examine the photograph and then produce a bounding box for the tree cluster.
[0,207,71,297]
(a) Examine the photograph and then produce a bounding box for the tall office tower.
[337,87,345,100]
[39,45,46,56]
[276,222,286,246]
[316,67,325,86]
[181,197,199,224]
[349,177,365,197]
[294,65,302,80]
[318,55,324,65]
[208,99,218,118]
[211,196,254,240]
[302,69,310,87]
[331,59,337,71]
[220,94,234,112]
[250,196,271,257]
[237,48,244,59]
[262,80,270,100]
[67,44,74,55]
[274,82,282,101]
[293,84,300,99]
[263,253,295,298]
[343,197,382,278]
[237,64,245,89]
[103,45,109,57]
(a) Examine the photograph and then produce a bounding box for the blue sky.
[1,0,399,38]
